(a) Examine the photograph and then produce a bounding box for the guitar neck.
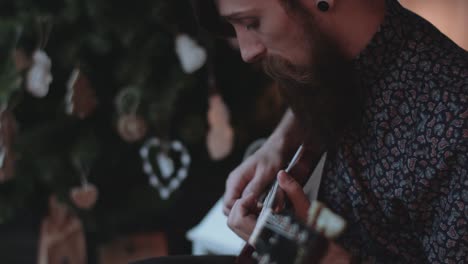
[249,209,329,264]
[238,201,347,264]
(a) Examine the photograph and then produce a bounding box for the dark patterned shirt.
[318,1,467,263]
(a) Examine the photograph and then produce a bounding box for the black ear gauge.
[317,0,330,12]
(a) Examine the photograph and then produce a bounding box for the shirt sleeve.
[420,140,468,263]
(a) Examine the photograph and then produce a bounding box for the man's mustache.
[261,55,314,85]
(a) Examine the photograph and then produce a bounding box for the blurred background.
[0,0,466,263]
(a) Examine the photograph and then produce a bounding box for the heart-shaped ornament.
[140,138,191,200]
[26,49,53,98]
[70,183,99,210]
[175,34,207,74]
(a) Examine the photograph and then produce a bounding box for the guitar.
[235,145,346,264]
[247,201,346,264]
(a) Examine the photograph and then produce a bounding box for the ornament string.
[37,16,53,50]
[73,157,91,186]
[115,87,141,116]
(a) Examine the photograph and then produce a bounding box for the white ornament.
[140,138,191,200]
[175,34,207,74]
[26,50,53,98]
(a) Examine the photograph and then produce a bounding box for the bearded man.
[136,0,467,263]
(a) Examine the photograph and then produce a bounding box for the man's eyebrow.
[220,10,258,22]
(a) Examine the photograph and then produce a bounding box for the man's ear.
[315,0,335,12]
[296,0,331,16]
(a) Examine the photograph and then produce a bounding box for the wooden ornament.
[66,68,98,119]
[70,183,99,210]
[38,195,87,264]
[117,114,148,143]
[0,110,17,183]
[13,48,32,72]
[206,94,234,160]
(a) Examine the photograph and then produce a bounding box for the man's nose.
[237,34,266,63]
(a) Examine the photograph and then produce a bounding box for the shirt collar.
[353,0,409,83]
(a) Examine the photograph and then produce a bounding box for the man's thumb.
[277,170,310,221]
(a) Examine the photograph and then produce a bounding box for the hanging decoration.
[69,159,98,210]
[206,72,234,160]
[115,87,148,143]
[0,110,17,183]
[206,94,234,160]
[26,18,53,98]
[70,183,98,210]
[65,68,98,119]
[175,33,207,74]
[38,195,87,264]
[139,137,191,200]
[26,50,53,98]
[14,48,32,72]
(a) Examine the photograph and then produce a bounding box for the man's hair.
[190,0,300,37]
[190,0,235,37]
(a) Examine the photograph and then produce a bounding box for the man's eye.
[245,21,260,31]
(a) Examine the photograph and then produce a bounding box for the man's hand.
[226,193,259,241]
[226,169,310,242]
[223,109,313,216]
[228,170,353,263]
[277,170,310,221]
[279,171,353,264]
[223,142,283,216]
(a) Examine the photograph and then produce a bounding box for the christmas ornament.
[26,49,53,98]
[0,110,17,183]
[175,34,207,74]
[65,68,98,119]
[70,183,98,210]
[69,160,98,210]
[13,48,32,72]
[38,195,87,264]
[117,114,148,143]
[115,87,147,142]
[206,94,234,160]
[140,137,191,200]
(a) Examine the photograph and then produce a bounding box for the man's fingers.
[277,170,310,222]
[239,192,258,214]
[225,164,274,216]
[223,164,255,215]
[227,193,258,241]
[242,165,275,201]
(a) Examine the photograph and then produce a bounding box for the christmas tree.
[0,0,285,260]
